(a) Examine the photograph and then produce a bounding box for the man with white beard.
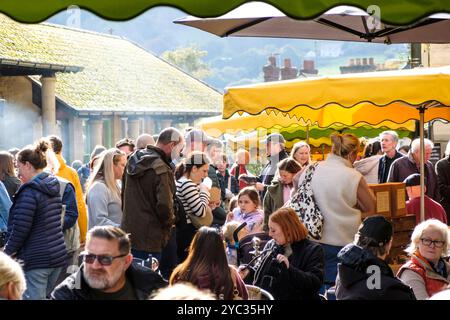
[51,226,166,300]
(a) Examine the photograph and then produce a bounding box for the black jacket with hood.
[335,244,415,300]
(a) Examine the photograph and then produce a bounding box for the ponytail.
[331,133,360,159]
[175,162,187,180]
[331,133,343,157]
[175,151,210,180]
[17,138,50,170]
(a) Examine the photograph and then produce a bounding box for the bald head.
[136,134,155,149]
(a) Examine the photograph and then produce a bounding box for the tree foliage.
[162,45,212,79]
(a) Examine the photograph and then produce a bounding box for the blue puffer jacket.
[4,172,67,271]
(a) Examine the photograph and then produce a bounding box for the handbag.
[229,266,244,300]
[58,179,81,253]
[285,162,324,240]
[188,205,213,229]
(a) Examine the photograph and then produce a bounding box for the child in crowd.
[228,196,238,213]
[226,187,263,234]
[222,220,249,266]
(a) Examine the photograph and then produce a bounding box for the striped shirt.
[176,176,210,225]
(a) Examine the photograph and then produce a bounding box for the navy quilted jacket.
[4,172,67,271]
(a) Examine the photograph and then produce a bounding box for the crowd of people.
[0,126,449,301]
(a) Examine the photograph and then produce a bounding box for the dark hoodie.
[335,244,415,300]
[121,145,176,252]
[4,172,67,271]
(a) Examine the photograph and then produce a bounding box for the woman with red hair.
[244,207,324,300]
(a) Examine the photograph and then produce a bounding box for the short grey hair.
[410,138,434,153]
[379,130,399,143]
[405,219,449,256]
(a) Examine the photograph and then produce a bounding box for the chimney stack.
[263,55,280,82]
[281,58,298,80]
[300,60,318,76]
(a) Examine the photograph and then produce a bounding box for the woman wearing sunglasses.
[397,219,450,299]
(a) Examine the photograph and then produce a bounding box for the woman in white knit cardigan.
[298,133,376,291]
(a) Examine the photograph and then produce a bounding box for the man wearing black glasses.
[50,226,166,300]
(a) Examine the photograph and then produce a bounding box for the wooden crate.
[388,182,407,217]
[392,230,413,248]
[367,183,392,217]
[390,214,416,232]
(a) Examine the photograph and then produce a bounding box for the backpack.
[173,195,187,228]
[58,179,80,253]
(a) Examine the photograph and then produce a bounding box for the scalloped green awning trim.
[1,0,449,24]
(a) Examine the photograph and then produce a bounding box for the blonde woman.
[0,252,26,300]
[86,148,127,229]
[290,141,312,168]
[397,219,450,299]
[302,133,376,290]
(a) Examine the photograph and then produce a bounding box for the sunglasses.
[82,253,127,266]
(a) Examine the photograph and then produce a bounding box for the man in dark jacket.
[335,215,415,300]
[239,133,288,198]
[388,138,440,201]
[121,127,184,263]
[206,139,228,226]
[435,144,450,224]
[51,226,166,300]
[378,130,404,183]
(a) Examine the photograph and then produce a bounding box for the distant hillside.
[47,6,409,92]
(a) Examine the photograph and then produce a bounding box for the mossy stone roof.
[0,15,221,114]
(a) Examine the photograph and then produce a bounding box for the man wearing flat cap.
[239,133,288,197]
[404,173,447,225]
[335,215,416,300]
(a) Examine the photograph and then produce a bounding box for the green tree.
[162,45,212,79]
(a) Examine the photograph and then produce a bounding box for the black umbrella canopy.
[175,2,450,43]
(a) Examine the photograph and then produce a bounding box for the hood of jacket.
[20,171,60,198]
[353,155,382,175]
[267,180,282,193]
[337,244,393,287]
[126,145,170,178]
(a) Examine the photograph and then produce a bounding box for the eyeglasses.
[81,253,127,266]
[420,238,445,248]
